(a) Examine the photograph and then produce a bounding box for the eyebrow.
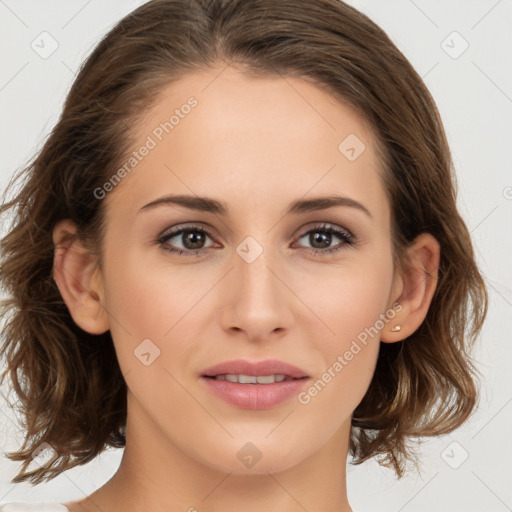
[139,194,372,218]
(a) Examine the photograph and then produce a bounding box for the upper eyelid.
[158,222,355,245]
[158,222,216,240]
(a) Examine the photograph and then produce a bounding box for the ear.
[381,232,440,343]
[52,219,110,335]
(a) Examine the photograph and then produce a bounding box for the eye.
[157,222,355,257]
[157,224,216,256]
[294,223,355,255]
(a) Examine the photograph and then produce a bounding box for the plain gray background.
[0,1,511,511]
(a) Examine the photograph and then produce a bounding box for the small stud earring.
[390,324,401,332]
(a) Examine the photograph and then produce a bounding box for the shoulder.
[0,504,69,512]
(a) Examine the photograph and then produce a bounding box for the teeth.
[213,374,288,384]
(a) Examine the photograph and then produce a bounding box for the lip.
[200,358,310,410]
[201,358,310,379]
[201,377,310,410]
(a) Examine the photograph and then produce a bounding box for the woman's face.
[97,64,400,474]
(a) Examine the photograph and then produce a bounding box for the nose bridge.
[236,237,282,309]
[220,234,293,338]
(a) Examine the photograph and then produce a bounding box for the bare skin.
[53,62,440,512]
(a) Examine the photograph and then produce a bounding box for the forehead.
[106,64,389,224]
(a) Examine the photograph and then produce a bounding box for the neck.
[73,391,353,512]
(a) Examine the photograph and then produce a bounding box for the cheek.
[294,250,393,410]
[296,249,394,346]
[100,243,227,383]
[102,244,198,336]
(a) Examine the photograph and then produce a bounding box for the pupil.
[312,231,330,248]
[184,231,204,249]
[180,230,332,251]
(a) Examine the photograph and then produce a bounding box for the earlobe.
[52,219,110,335]
[381,233,440,343]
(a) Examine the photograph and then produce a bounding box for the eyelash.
[157,223,355,257]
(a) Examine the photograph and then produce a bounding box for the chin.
[195,437,311,475]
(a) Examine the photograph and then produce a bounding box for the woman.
[0,0,487,511]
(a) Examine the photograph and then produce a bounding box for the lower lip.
[201,376,310,410]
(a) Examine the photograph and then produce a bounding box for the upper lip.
[201,359,310,379]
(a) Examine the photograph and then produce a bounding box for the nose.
[219,243,295,342]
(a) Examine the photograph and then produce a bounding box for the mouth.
[201,358,310,381]
[200,374,310,410]
[200,358,310,409]
[203,374,308,384]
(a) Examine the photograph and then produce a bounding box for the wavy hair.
[0,0,487,484]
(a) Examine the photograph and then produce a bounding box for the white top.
[0,502,357,512]
[0,505,69,512]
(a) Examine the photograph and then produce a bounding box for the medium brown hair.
[0,0,487,484]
